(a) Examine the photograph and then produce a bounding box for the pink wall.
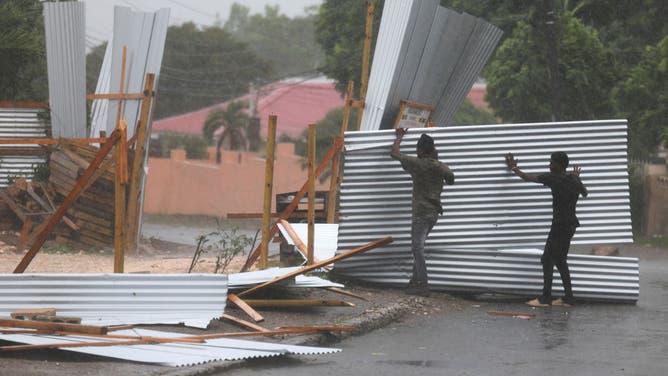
[143,143,329,217]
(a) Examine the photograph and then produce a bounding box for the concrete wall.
[144,143,329,217]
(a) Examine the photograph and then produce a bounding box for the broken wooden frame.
[241,136,345,271]
[238,236,393,297]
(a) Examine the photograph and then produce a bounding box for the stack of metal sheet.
[361,0,503,131]
[334,120,639,302]
[90,6,170,139]
[0,106,50,187]
[0,274,227,328]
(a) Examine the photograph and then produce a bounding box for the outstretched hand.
[572,165,582,177]
[395,127,408,138]
[505,153,518,170]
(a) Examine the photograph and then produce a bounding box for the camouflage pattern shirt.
[397,154,455,217]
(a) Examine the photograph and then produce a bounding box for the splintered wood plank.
[227,293,264,323]
[220,314,269,332]
[0,318,107,335]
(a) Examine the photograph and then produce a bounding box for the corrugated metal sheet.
[361,0,502,131]
[0,328,341,367]
[228,267,344,290]
[0,107,50,187]
[277,223,340,261]
[90,6,170,139]
[334,120,638,302]
[43,2,87,138]
[0,274,227,328]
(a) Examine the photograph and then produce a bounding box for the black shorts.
[542,225,577,263]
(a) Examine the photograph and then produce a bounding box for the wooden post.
[327,80,354,223]
[13,130,121,273]
[114,119,128,273]
[125,73,155,253]
[114,46,127,129]
[260,115,277,270]
[240,137,344,272]
[356,0,375,131]
[307,124,316,265]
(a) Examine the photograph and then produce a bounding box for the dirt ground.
[0,230,246,274]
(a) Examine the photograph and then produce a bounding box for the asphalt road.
[222,256,668,376]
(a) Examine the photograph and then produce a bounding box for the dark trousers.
[541,225,576,300]
[409,213,438,287]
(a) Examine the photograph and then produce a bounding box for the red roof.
[152,78,345,138]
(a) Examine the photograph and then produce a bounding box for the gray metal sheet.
[0,328,340,367]
[43,2,87,138]
[0,274,227,328]
[91,6,170,139]
[362,0,503,131]
[334,120,637,302]
[0,107,49,187]
[228,267,343,289]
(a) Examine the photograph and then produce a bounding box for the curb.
[157,299,414,376]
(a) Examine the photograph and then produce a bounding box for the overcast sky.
[82,0,323,46]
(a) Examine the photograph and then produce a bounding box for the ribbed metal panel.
[0,274,227,328]
[43,2,87,138]
[0,107,49,187]
[361,0,503,131]
[334,120,638,302]
[0,328,341,367]
[90,6,170,139]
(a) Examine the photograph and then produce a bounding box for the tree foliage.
[613,36,668,159]
[224,3,324,80]
[203,101,249,162]
[0,0,47,101]
[315,0,383,94]
[449,100,498,126]
[485,13,619,123]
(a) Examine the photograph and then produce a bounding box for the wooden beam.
[0,318,107,335]
[238,236,393,297]
[86,93,143,100]
[220,314,270,332]
[357,0,375,131]
[11,308,57,320]
[241,137,344,271]
[114,46,127,130]
[260,115,277,269]
[241,299,355,308]
[327,80,354,223]
[114,120,128,273]
[278,219,308,259]
[227,293,265,323]
[0,137,105,145]
[324,287,369,301]
[13,130,120,273]
[307,124,316,265]
[125,73,155,253]
[0,190,27,222]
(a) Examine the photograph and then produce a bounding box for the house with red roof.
[152,76,345,138]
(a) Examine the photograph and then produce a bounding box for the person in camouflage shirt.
[505,151,588,307]
[391,128,455,296]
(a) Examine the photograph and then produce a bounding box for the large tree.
[485,12,619,123]
[613,36,668,160]
[224,3,324,80]
[0,0,48,101]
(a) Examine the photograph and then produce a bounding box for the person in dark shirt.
[391,128,455,296]
[505,151,588,307]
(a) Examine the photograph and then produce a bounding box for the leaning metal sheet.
[0,328,340,367]
[43,1,87,138]
[361,0,502,131]
[334,120,638,302]
[0,107,49,187]
[0,274,227,328]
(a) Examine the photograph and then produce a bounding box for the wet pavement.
[220,255,668,376]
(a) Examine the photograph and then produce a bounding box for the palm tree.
[203,101,250,163]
